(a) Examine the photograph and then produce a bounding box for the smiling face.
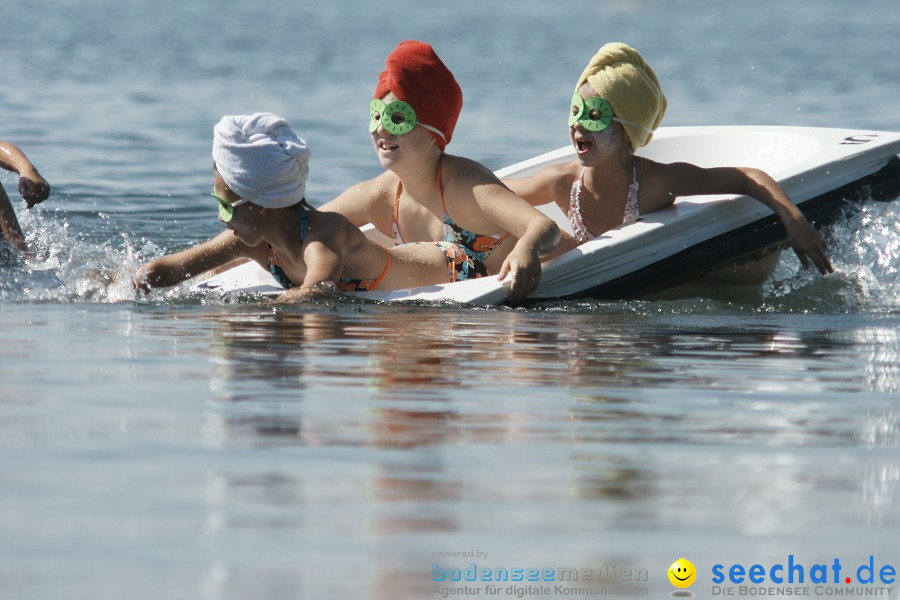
[667,558,697,588]
[370,92,438,171]
[569,82,630,166]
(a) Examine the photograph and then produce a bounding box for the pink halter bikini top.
[568,162,640,245]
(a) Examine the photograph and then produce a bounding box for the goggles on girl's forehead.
[211,191,248,223]
[568,94,615,132]
[368,99,447,142]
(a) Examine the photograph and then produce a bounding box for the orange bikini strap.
[370,247,392,290]
[393,179,402,225]
[392,160,444,232]
[436,163,447,214]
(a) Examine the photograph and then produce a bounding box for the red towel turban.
[374,40,463,151]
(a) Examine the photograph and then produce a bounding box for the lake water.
[2,1,900,599]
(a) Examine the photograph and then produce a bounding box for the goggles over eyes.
[368,98,448,142]
[211,191,248,223]
[568,94,615,132]
[369,99,417,135]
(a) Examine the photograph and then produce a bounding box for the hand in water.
[786,219,834,275]
[498,246,542,305]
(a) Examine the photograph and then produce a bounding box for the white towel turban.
[212,113,310,208]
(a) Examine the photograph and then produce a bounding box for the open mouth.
[575,138,594,154]
[378,139,399,152]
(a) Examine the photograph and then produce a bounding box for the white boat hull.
[192,126,900,304]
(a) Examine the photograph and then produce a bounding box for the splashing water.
[0,206,151,304]
[3,191,899,311]
[765,196,900,313]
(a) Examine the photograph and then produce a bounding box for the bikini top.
[266,202,310,288]
[568,161,640,245]
[392,162,509,263]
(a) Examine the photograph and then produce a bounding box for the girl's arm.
[498,217,560,304]
[659,162,833,275]
[299,238,344,290]
[502,163,570,207]
[457,161,561,304]
[0,141,50,208]
[271,230,346,304]
[0,186,27,251]
[134,229,254,291]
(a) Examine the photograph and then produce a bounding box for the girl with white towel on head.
[135,112,472,302]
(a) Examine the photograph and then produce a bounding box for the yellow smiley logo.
[668,558,697,588]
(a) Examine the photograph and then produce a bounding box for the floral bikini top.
[392,163,509,264]
[568,161,641,245]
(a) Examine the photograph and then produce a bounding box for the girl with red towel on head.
[322,40,559,304]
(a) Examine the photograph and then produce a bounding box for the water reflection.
[150,304,900,599]
[853,326,900,394]
[189,304,900,457]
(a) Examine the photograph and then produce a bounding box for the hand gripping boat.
[192,126,900,304]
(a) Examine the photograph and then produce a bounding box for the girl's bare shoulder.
[350,170,399,203]
[319,170,399,227]
[440,153,494,182]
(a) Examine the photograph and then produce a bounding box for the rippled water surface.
[2,302,899,598]
[2,1,900,598]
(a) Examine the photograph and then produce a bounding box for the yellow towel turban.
[574,42,667,148]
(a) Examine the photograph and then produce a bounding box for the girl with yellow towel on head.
[505,42,833,275]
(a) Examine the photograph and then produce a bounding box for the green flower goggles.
[369,98,418,135]
[568,93,615,132]
[211,191,249,223]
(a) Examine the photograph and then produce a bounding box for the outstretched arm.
[661,162,833,275]
[134,229,255,292]
[0,141,50,208]
[504,173,558,207]
[503,162,572,208]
